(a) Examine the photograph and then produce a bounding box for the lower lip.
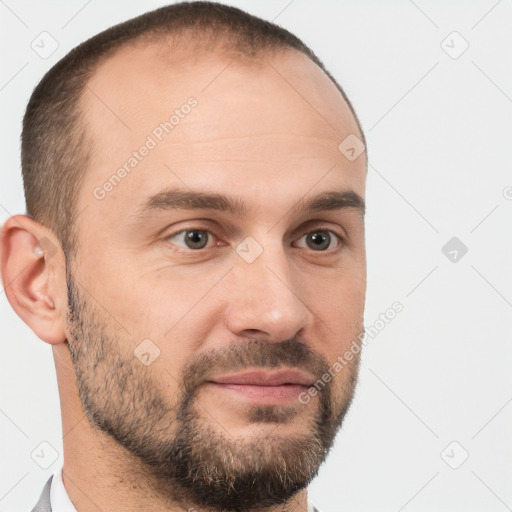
[206,382,309,405]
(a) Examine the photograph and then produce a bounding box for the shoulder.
[31,475,53,512]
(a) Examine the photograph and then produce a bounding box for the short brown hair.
[22,1,365,260]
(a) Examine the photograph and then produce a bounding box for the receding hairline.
[80,29,361,116]
[76,32,365,166]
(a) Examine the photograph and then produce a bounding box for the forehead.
[76,41,365,239]
[80,40,359,140]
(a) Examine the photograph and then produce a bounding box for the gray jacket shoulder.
[31,475,53,512]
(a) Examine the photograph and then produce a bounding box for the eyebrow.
[128,187,365,224]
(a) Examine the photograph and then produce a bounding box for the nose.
[224,244,314,342]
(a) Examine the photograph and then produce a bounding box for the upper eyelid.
[163,217,347,237]
[165,228,220,248]
[164,225,344,249]
[293,230,343,252]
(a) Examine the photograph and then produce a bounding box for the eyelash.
[163,225,345,254]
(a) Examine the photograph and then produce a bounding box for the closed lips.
[209,369,315,387]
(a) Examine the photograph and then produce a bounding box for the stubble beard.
[65,267,361,511]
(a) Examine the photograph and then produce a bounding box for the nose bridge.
[225,238,313,340]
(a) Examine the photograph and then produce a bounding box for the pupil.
[308,231,330,251]
[186,230,207,249]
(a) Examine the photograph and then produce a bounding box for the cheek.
[311,270,366,356]
[79,254,228,375]
[89,259,208,331]
[320,259,366,307]
[114,274,223,366]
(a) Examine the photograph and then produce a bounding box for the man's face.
[66,42,366,510]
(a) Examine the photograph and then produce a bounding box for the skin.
[1,40,367,512]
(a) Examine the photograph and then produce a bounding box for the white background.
[1,1,511,511]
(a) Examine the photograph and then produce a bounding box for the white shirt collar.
[51,464,319,512]
[50,465,77,512]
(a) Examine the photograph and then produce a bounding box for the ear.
[1,215,68,345]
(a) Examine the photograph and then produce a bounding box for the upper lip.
[209,368,315,387]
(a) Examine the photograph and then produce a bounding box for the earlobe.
[1,215,67,345]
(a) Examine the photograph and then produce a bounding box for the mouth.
[205,368,315,406]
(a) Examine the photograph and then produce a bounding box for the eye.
[165,229,214,250]
[294,229,342,252]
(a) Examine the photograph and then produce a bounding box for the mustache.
[180,337,330,396]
